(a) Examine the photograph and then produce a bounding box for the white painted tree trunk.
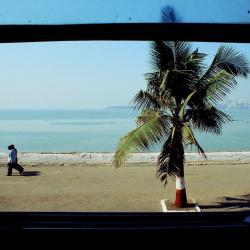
[175,177,188,207]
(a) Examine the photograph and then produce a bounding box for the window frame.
[0,23,250,43]
[0,22,249,245]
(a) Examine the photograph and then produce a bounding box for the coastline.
[1,151,250,165]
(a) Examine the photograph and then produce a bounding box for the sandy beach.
[0,152,250,212]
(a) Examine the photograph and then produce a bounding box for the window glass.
[0,41,250,212]
[0,0,249,24]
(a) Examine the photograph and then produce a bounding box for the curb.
[160,198,202,212]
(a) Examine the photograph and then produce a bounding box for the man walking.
[7,144,24,176]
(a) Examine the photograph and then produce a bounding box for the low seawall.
[1,152,250,165]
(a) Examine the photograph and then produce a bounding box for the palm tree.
[113,6,249,207]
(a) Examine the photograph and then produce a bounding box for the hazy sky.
[0,0,249,109]
[0,0,249,24]
[0,41,149,109]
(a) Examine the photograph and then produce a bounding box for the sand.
[0,155,249,212]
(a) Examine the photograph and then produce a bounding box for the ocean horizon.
[0,108,249,153]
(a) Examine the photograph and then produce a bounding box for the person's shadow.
[21,171,41,177]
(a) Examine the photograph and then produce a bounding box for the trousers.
[7,163,24,176]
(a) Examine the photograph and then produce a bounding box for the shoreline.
[1,151,250,165]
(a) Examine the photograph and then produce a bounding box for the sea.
[0,108,249,153]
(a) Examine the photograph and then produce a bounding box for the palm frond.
[188,48,207,65]
[195,46,249,106]
[174,42,192,66]
[150,41,191,70]
[185,106,232,134]
[156,130,184,186]
[150,41,174,71]
[203,69,237,104]
[213,45,250,77]
[185,48,207,82]
[161,5,182,23]
[131,90,161,110]
[144,72,161,93]
[150,39,196,103]
[179,90,196,118]
[199,46,249,88]
[136,109,170,128]
[159,70,170,91]
[182,123,206,158]
[158,67,195,103]
[113,113,170,168]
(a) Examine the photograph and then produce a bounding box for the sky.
[0,0,249,24]
[0,0,249,109]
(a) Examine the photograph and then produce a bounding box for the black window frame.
[0,22,249,246]
[0,23,250,43]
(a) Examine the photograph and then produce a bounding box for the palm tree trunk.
[175,176,187,207]
[174,129,187,207]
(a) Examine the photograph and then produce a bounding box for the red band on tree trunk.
[175,188,187,207]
